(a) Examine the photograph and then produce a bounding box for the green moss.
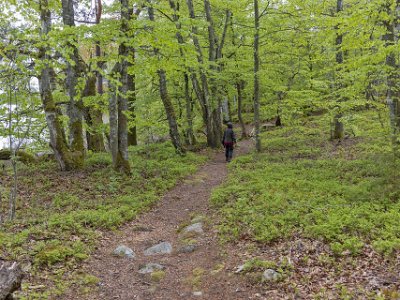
[150,270,166,282]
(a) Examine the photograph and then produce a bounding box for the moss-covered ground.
[0,143,207,299]
[212,111,400,298]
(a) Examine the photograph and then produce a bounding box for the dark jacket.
[222,128,236,146]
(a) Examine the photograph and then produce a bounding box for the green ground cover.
[212,112,400,256]
[0,143,207,299]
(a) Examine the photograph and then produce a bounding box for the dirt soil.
[63,138,263,300]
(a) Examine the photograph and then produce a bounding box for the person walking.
[222,122,237,162]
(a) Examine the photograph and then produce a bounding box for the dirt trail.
[65,139,260,300]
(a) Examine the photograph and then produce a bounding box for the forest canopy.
[0,0,399,169]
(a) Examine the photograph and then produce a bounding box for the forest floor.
[4,113,400,299]
[62,138,265,300]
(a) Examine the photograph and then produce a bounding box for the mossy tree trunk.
[39,0,82,171]
[148,3,185,154]
[186,0,230,148]
[169,0,196,146]
[384,0,400,154]
[83,75,105,152]
[107,0,134,175]
[236,80,248,138]
[332,0,345,140]
[253,0,261,152]
[61,0,85,164]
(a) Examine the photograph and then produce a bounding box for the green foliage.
[212,112,400,255]
[33,240,88,267]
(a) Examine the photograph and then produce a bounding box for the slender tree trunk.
[203,1,230,148]
[184,73,196,145]
[236,81,247,138]
[83,75,105,152]
[111,0,133,174]
[89,0,106,152]
[186,0,223,148]
[39,0,80,171]
[61,0,85,163]
[109,85,119,168]
[148,3,185,154]
[158,69,185,154]
[169,0,196,146]
[332,0,344,140]
[127,47,137,146]
[384,0,400,153]
[253,0,261,152]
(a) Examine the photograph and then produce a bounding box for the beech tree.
[1,0,400,169]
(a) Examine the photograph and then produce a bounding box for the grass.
[0,142,207,299]
[212,111,400,256]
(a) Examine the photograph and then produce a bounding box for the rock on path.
[144,242,173,256]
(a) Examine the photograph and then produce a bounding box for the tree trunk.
[184,73,196,146]
[148,3,185,154]
[39,0,81,171]
[83,76,105,152]
[61,0,85,163]
[253,0,261,152]
[158,69,185,154]
[108,86,119,168]
[333,0,344,140]
[169,0,196,146]
[185,0,220,148]
[384,0,400,153]
[127,47,137,147]
[111,0,133,174]
[236,81,247,138]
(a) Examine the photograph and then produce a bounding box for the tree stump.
[0,261,23,300]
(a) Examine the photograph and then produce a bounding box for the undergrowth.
[212,112,400,256]
[0,142,207,299]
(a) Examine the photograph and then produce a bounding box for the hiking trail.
[64,138,260,300]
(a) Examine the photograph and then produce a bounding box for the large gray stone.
[113,245,135,258]
[138,263,165,274]
[183,223,203,235]
[144,242,172,256]
[178,244,198,254]
[0,261,23,300]
[262,269,281,282]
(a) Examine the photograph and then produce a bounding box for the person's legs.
[228,145,234,161]
[225,146,229,162]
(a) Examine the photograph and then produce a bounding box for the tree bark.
[186,0,230,148]
[333,0,344,140]
[203,1,231,148]
[384,0,400,153]
[82,75,105,152]
[39,0,81,171]
[236,81,247,138]
[127,47,137,147]
[186,0,213,146]
[148,3,185,154]
[169,0,196,146]
[61,0,85,163]
[253,0,261,152]
[108,84,119,169]
[158,69,185,154]
[112,0,133,174]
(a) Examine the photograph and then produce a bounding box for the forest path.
[67,138,259,300]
